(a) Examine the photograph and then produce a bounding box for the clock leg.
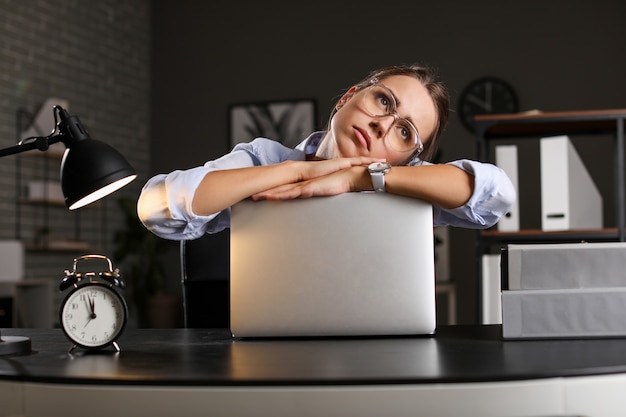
[112,341,121,352]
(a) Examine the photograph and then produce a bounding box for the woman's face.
[328,75,437,165]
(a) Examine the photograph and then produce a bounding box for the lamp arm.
[0,105,71,158]
[0,134,63,158]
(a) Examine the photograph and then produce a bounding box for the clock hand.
[466,94,490,111]
[83,295,97,328]
[86,295,96,319]
[485,82,493,112]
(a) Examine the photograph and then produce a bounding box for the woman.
[138,64,515,240]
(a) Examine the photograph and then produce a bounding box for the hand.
[252,165,367,200]
[484,81,493,111]
[296,157,383,182]
[466,94,491,112]
[89,296,96,318]
[84,295,96,328]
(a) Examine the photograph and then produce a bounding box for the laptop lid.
[230,192,436,337]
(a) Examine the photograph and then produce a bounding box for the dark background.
[150,0,626,323]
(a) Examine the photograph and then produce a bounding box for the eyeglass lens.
[362,86,422,153]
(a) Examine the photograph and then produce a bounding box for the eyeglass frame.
[359,80,424,157]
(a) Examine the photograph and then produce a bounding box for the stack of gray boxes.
[501,242,626,339]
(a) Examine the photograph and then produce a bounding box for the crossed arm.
[191,157,474,217]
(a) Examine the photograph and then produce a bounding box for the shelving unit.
[13,106,108,254]
[16,149,103,253]
[473,109,626,322]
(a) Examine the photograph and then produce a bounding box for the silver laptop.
[229,192,436,337]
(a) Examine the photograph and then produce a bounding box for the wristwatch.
[368,162,392,192]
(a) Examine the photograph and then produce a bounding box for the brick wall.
[0,1,151,290]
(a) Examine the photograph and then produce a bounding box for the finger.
[254,188,303,201]
[340,156,386,168]
[303,157,384,180]
[252,183,300,200]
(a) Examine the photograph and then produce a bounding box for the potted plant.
[113,196,179,327]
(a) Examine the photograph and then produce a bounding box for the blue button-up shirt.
[138,132,515,240]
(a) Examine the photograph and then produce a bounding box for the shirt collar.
[295,131,326,159]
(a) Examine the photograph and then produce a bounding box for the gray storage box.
[506,242,626,290]
[502,287,626,339]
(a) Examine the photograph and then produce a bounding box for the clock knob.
[100,269,125,289]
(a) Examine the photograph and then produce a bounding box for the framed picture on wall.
[229,99,316,150]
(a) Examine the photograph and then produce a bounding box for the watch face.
[458,77,519,133]
[368,162,392,173]
[60,283,127,349]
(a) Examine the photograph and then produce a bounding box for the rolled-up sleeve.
[137,138,305,240]
[433,159,516,229]
[137,166,229,240]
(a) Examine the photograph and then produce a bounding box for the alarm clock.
[458,76,519,133]
[59,254,128,354]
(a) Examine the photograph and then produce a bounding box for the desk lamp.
[0,105,137,355]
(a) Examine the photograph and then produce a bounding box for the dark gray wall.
[151,0,626,323]
[0,1,150,285]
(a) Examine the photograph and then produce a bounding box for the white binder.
[495,145,519,231]
[540,135,602,231]
[481,254,502,325]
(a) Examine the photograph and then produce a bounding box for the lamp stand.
[0,331,31,355]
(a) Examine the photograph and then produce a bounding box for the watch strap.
[370,171,386,192]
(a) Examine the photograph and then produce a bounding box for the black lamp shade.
[60,138,137,210]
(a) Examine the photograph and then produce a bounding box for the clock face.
[60,283,127,349]
[458,77,519,133]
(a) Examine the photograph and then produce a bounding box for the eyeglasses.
[360,83,424,155]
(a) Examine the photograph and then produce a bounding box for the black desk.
[2,326,626,416]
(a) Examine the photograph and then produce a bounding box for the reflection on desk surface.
[229,337,441,382]
[2,326,626,386]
